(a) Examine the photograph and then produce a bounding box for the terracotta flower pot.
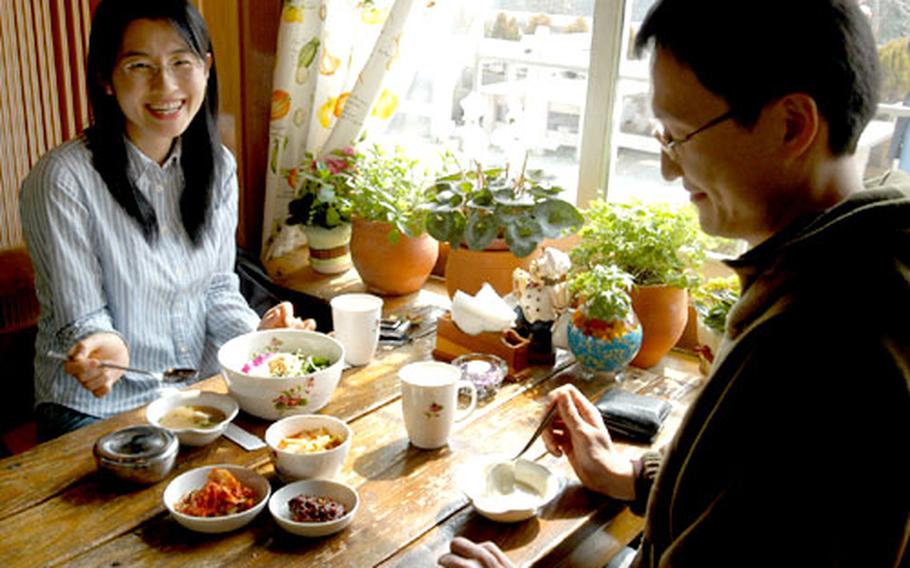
[629,285,689,368]
[444,242,539,298]
[303,224,352,274]
[432,242,450,277]
[350,218,438,296]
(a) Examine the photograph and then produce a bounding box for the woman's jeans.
[36,403,99,442]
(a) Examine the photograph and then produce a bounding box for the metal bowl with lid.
[94,425,178,484]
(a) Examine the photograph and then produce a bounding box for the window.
[374,1,596,204]
[380,0,910,211]
[862,0,910,178]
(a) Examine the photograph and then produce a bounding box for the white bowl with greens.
[218,330,345,420]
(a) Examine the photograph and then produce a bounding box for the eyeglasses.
[118,56,204,83]
[651,110,735,160]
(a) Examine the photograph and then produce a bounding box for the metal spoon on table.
[46,351,198,383]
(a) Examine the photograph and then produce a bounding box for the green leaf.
[325,206,341,227]
[464,212,499,250]
[504,216,542,257]
[426,210,465,244]
[535,199,585,238]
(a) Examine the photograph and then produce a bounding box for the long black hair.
[85,0,220,246]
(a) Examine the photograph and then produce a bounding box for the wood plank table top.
[0,269,706,567]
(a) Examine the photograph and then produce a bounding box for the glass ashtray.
[452,353,508,400]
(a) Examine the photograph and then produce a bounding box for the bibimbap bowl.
[218,329,345,420]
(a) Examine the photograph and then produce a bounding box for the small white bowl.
[163,464,270,533]
[265,414,352,481]
[218,329,345,420]
[146,390,239,446]
[269,479,359,537]
[457,457,561,523]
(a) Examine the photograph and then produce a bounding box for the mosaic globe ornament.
[567,315,642,377]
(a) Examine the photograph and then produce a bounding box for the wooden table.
[0,268,705,567]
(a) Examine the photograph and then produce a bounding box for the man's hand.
[258,301,317,331]
[65,332,129,398]
[438,537,515,568]
[541,384,636,500]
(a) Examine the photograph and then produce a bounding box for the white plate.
[457,456,561,523]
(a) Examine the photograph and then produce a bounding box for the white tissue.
[451,284,516,335]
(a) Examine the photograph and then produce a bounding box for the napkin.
[595,388,672,443]
[451,284,516,335]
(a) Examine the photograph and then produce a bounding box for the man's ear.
[778,93,819,158]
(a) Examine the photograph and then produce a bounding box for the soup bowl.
[146,390,239,446]
[218,329,345,420]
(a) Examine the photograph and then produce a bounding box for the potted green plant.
[691,275,740,371]
[285,148,357,274]
[423,159,584,297]
[347,144,438,295]
[571,200,707,368]
[566,264,643,375]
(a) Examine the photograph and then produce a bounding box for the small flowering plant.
[286,147,358,229]
[569,264,637,339]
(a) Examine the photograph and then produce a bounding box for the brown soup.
[160,405,227,430]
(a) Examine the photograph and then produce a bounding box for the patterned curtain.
[261,0,427,259]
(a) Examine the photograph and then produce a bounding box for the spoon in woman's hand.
[46,351,198,383]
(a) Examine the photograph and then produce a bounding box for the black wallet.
[595,388,672,443]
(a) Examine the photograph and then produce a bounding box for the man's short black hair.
[635,0,879,156]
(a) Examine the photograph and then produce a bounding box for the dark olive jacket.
[633,172,910,567]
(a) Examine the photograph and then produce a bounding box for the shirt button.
[154,184,164,193]
[179,345,188,353]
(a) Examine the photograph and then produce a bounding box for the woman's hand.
[541,384,636,500]
[438,537,514,568]
[64,332,129,398]
[258,301,317,331]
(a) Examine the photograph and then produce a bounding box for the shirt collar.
[125,137,183,183]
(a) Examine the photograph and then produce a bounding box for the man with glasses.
[440,0,909,566]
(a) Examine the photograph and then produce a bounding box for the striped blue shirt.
[20,136,259,418]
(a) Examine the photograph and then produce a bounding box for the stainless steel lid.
[93,425,178,466]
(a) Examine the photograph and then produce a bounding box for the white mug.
[399,361,478,449]
[331,293,383,366]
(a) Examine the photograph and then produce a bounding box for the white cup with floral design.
[399,361,477,449]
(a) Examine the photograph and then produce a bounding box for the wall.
[0,0,94,250]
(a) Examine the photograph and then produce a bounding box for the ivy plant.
[347,144,433,242]
[571,200,707,289]
[691,276,740,333]
[569,264,635,322]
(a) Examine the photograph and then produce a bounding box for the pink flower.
[325,157,350,174]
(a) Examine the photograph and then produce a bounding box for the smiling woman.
[17,0,313,442]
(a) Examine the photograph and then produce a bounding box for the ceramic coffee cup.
[330,293,383,366]
[399,361,477,449]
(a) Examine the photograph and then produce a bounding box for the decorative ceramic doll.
[512,248,572,363]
